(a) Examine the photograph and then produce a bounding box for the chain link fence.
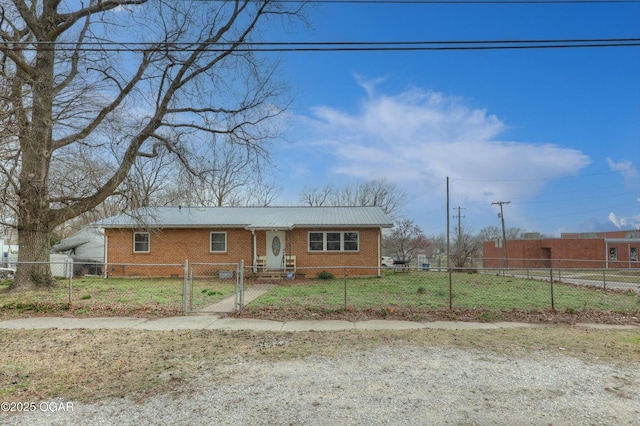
[0,262,185,317]
[241,265,639,316]
[1,261,638,318]
[188,262,242,313]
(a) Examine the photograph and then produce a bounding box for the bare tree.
[476,225,523,243]
[450,223,481,268]
[299,184,335,206]
[384,218,430,263]
[299,179,405,219]
[0,0,305,290]
[170,138,280,207]
[425,232,446,259]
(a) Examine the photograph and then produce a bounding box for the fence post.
[557,264,561,284]
[603,269,606,289]
[448,268,453,310]
[182,259,188,314]
[343,267,348,310]
[67,260,72,306]
[237,259,245,311]
[550,269,555,310]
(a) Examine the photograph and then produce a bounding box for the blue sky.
[264,1,640,236]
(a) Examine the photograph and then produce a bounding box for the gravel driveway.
[7,346,639,425]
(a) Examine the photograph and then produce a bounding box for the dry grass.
[0,326,638,403]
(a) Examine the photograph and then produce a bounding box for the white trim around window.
[308,231,359,252]
[210,231,227,253]
[133,231,150,253]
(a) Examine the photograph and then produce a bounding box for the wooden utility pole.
[492,201,511,269]
[453,206,466,243]
[447,177,452,309]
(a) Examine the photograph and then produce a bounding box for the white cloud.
[609,212,640,230]
[607,158,640,189]
[353,73,386,99]
[608,212,627,228]
[297,86,591,205]
[608,196,640,230]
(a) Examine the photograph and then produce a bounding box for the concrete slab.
[282,320,355,331]
[199,284,275,313]
[133,315,220,330]
[0,317,147,330]
[355,320,425,330]
[423,321,499,330]
[574,323,639,330]
[0,317,79,329]
[493,322,542,329]
[60,317,149,329]
[207,318,284,331]
[2,316,635,332]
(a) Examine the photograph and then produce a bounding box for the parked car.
[0,267,15,279]
[381,256,395,267]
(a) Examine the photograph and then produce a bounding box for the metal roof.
[93,206,393,229]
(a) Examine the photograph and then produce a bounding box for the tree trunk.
[10,223,55,291]
[9,10,57,291]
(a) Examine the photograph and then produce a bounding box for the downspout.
[378,227,382,277]
[103,233,108,279]
[251,229,257,274]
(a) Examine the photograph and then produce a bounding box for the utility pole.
[446,177,451,309]
[452,206,466,243]
[492,201,511,270]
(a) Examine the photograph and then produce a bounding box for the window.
[308,231,359,252]
[609,247,617,261]
[343,232,359,251]
[133,232,150,253]
[210,232,227,252]
[631,247,638,262]
[308,232,323,251]
[326,232,341,251]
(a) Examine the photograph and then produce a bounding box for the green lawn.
[0,276,236,317]
[247,271,640,314]
[0,270,638,318]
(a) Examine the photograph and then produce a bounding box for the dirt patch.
[1,326,638,403]
[232,306,640,325]
[1,327,639,425]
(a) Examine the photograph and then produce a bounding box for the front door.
[266,231,285,270]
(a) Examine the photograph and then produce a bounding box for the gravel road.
[6,346,639,426]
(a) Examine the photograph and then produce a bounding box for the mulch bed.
[230,306,640,325]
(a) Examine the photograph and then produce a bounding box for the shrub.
[317,271,334,280]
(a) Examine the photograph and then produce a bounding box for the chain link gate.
[185,261,244,313]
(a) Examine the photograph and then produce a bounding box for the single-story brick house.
[94,206,393,277]
[483,230,640,269]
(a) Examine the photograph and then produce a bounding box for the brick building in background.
[483,230,640,269]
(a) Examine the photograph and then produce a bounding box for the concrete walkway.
[0,316,637,331]
[198,284,275,313]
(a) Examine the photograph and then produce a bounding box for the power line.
[195,1,640,4]
[2,38,639,53]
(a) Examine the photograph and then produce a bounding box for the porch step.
[255,270,290,280]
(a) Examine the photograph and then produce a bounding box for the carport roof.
[93,206,393,230]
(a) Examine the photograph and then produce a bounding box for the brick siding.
[483,233,640,269]
[105,227,382,277]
